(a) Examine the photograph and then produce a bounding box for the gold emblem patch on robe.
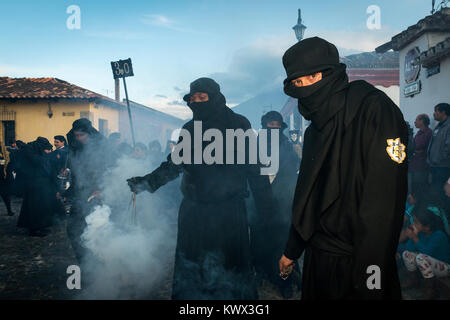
[386,138,406,164]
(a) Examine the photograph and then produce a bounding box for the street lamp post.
[292,9,307,42]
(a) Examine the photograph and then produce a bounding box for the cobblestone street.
[0,197,298,300]
[2,197,447,300]
[0,197,78,299]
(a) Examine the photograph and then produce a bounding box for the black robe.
[65,129,113,262]
[142,107,274,300]
[251,132,299,284]
[17,144,58,231]
[284,80,408,300]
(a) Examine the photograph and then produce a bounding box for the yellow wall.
[0,99,120,144]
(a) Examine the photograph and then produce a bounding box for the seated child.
[399,202,450,299]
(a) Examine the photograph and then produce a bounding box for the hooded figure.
[65,118,113,262]
[250,111,301,298]
[17,137,57,236]
[127,77,275,299]
[279,37,408,300]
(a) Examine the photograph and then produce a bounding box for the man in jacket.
[278,37,408,300]
[427,103,450,190]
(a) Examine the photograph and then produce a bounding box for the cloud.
[84,31,146,40]
[147,95,191,120]
[208,35,293,104]
[154,94,168,99]
[168,100,185,106]
[142,14,176,28]
[314,26,400,54]
[206,27,399,105]
[141,14,204,34]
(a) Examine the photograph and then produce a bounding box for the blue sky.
[0,0,432,118]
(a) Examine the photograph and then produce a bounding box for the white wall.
[399,32,450,128]
[376,85,400,106]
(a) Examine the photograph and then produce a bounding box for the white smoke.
[77,156,179,299]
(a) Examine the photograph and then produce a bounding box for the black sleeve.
[246,164,275,221]
[284,224,307,260]
[351,95,408,299]
[143,154,183,193]
[243,120,275,224]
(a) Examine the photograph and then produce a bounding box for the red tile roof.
[347,69,399,87]
[0,77,125,107]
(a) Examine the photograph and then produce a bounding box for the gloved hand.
[127,176,148,194]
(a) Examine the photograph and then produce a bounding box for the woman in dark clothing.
[409,114,433,201]
[16,137,56,237]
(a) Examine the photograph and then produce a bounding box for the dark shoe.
[402,271,419,289]
[420,278,437,300]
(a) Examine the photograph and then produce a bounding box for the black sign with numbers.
[111,58,134,79]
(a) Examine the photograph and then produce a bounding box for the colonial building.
[119,99,184,146]
[376,7,450,126]
[0,77,123,145]
[0,77,183,146]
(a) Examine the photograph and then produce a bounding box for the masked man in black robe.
[250,111,300,298]
[65,118,113,262]
[127,77,274,300]
[278,37,408,300]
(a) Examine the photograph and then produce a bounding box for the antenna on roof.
[433,0,449,13]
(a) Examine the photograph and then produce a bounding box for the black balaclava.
[72,118,97,134]
[261,111,289,155]
[282,37,349,129]
[261,111,287,130]
[28,137,52,155]
[67,118,101,152]
[183,77,227,121]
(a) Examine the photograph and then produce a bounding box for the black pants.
[66,208,88,263]
[301,245,401,300]
[172,197,257,300]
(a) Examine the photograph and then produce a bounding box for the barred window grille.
[0,110,16,121]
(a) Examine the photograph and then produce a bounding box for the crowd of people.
[1,37,448,301]
[1,103,449,300]
[397,103,450,299]
[0,127,170,238]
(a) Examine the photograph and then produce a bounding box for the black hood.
[26,137,52,155]
[261,111,288,129]
[183,77,227,121]
[67,118,103,152]
[282,37,340,86]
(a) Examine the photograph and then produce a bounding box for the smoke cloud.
[76,156,180,299]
